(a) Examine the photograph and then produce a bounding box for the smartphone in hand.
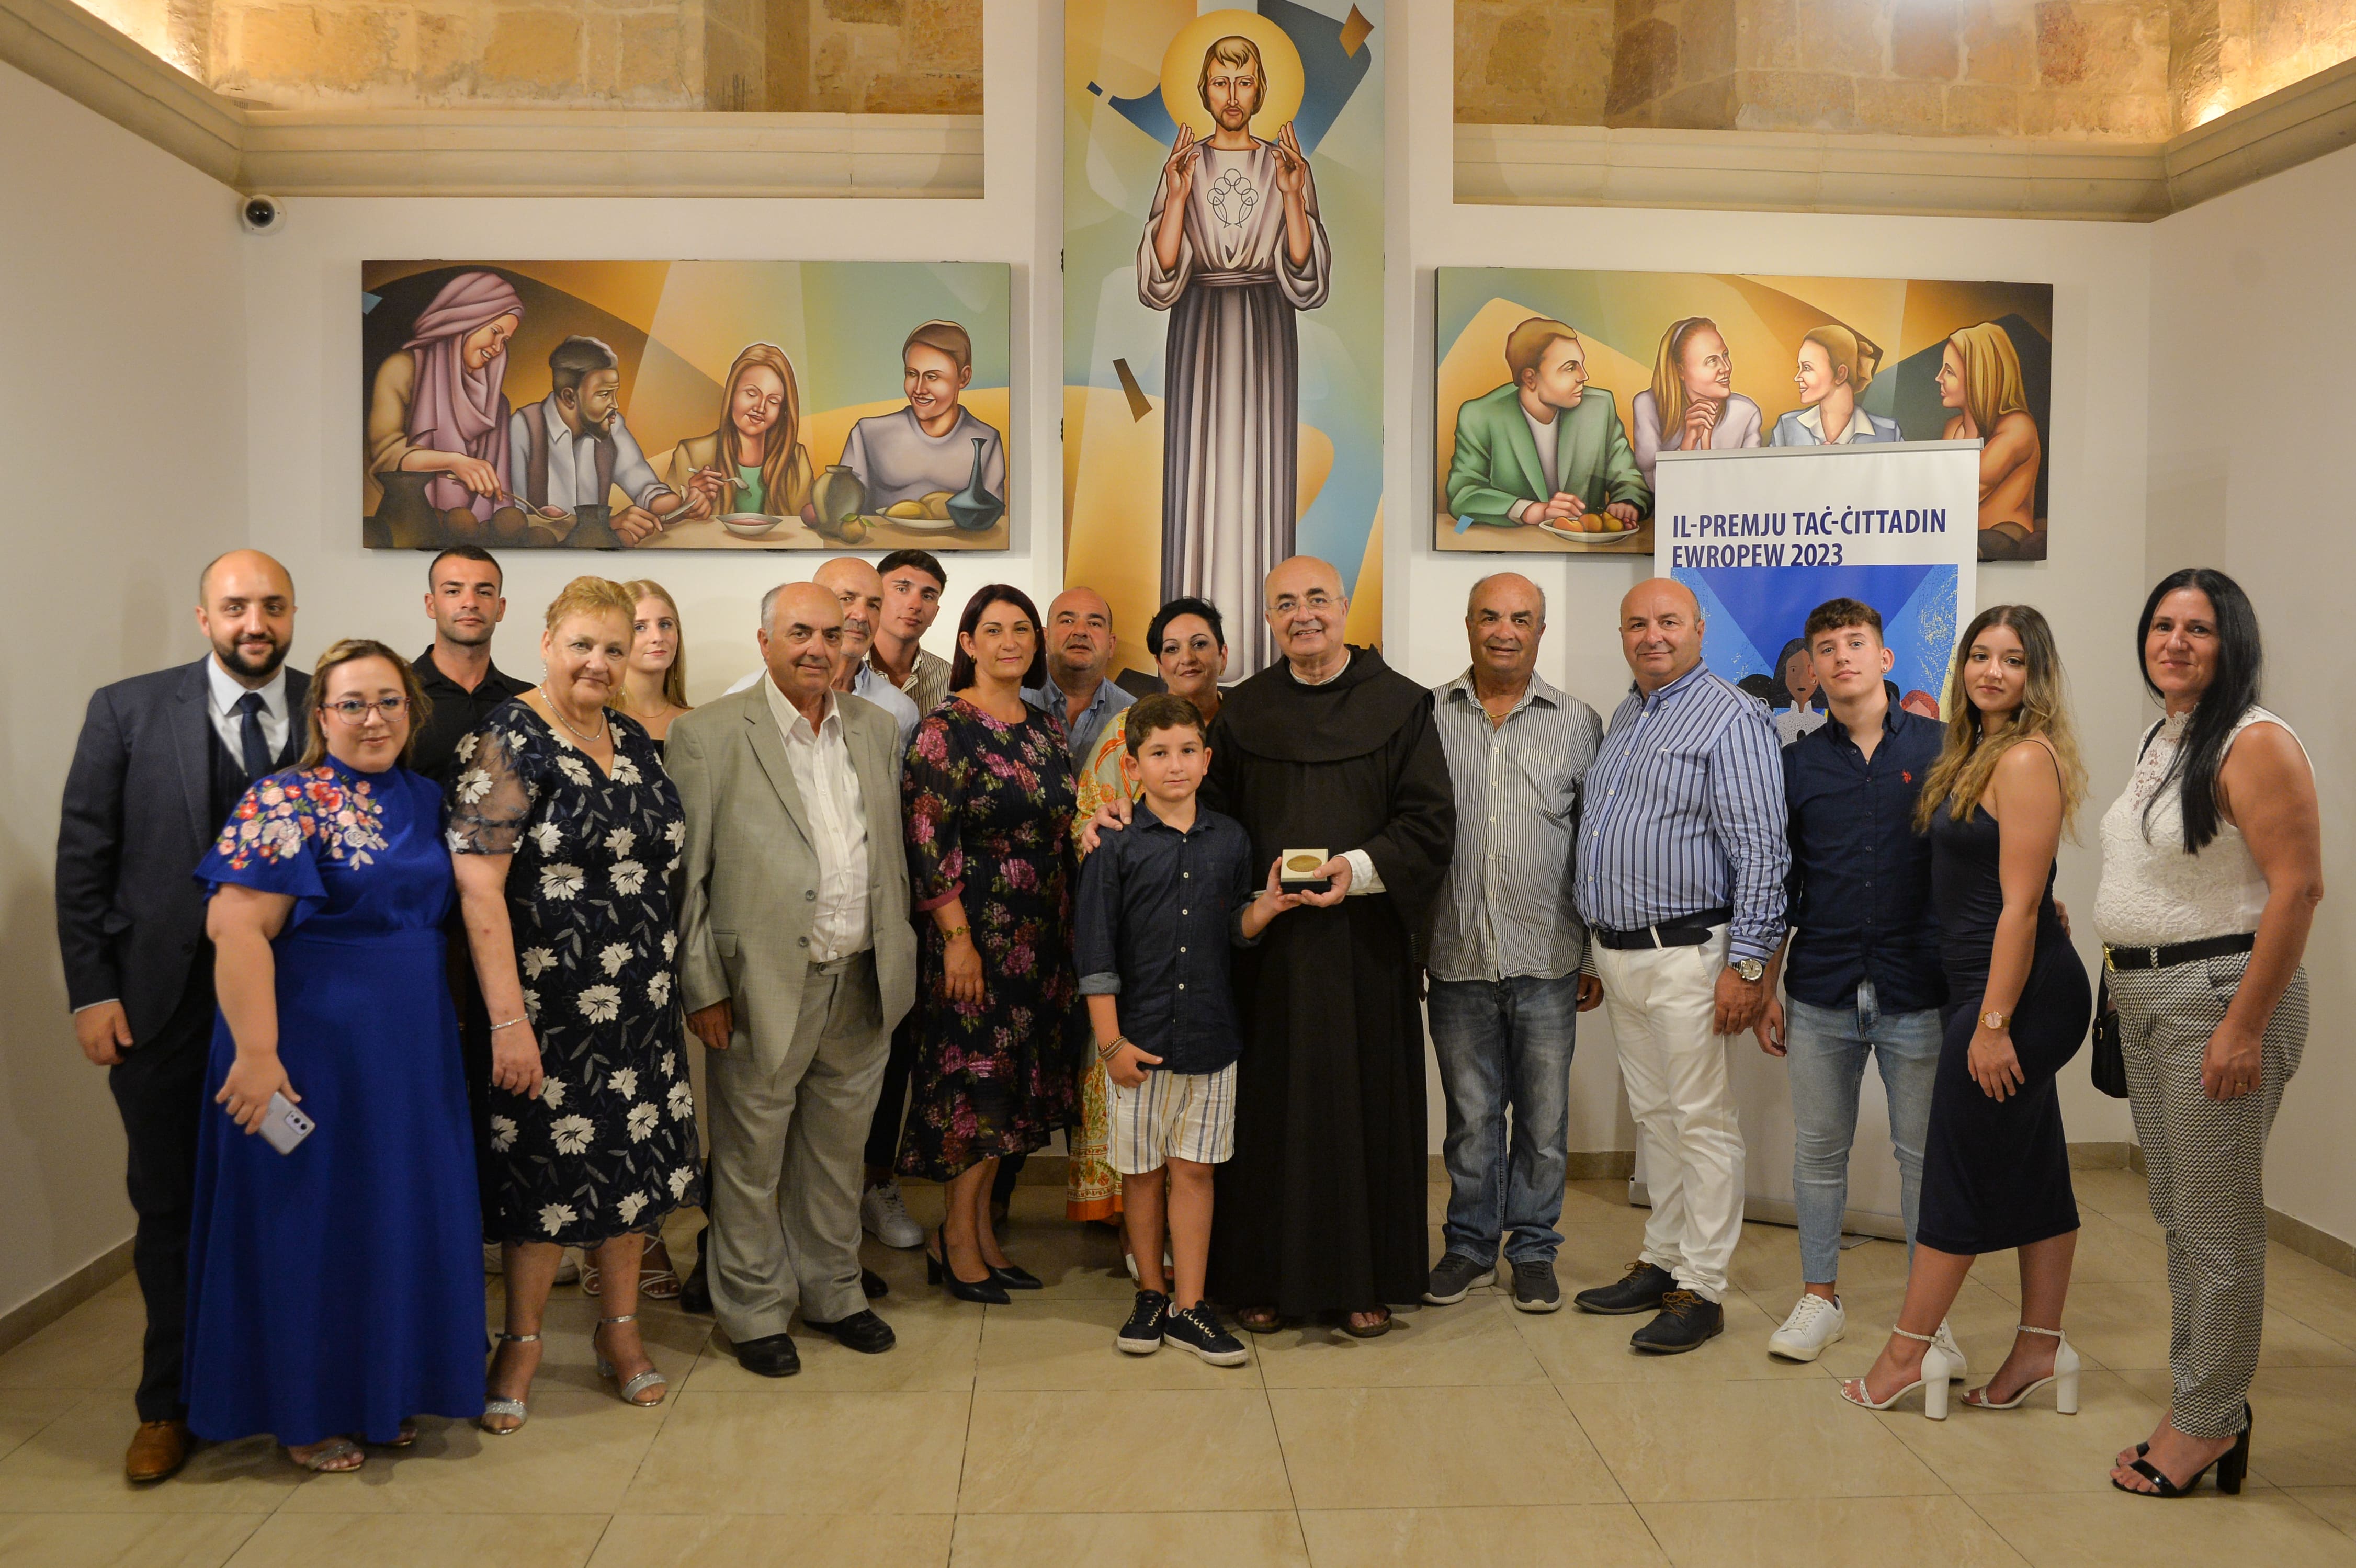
[257,1091,314,1155]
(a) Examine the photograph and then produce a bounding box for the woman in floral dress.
[901,585,1083,1303]
[451,577,701,1431]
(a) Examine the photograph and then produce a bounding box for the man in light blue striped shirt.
[1570,578,1788,1354]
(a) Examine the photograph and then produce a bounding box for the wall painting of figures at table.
[1434,269,2057,562]
[362,260,1013,552]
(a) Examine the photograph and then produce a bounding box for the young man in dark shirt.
[410,547,532,787]
[1754,598,1961,1373]
[1074,694,1302,1365]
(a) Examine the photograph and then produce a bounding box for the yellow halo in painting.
[1157,10,1307,143]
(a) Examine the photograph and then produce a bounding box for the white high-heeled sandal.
[1839,1325,1959,1418]
[1961,1323,2079,1414]
[594,1314,668,1406]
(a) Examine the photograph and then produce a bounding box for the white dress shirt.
[762,677,872,961]
[206,656,291,766]
[727,663,919,759]
[1506,405,1563,522]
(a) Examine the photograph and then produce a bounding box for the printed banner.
[1065,1,1385,677]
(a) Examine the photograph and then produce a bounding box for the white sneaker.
[1932,1319,1968,1381]
[482,1243,581,1283]
[862,1179,925,1249]
[1767,1292,1847,1361]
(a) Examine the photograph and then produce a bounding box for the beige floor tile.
[1975,1212,2170,1303]
[590,1512,953,1566]
[2068,1167,2156,1222]
[959,1390,1290,1514]
[1269,1384,1621,1510]
[1562,1179,1644,1224]
[952,1510,1308,1566]
[2112,1365,2356,1490]
[622,1390,966,1514]
[1867,1368,2168,1492]
[1564,1379,1945,1503]
[1520,1292,1828,1385]
[1807,1278,2038,1384]
[0,1395,304,1513]
[975,1220,1137,1303]
[1966,1482,2356,1566]
[1258,1295,1548,1389]
[685,1296,981,1393]
[975,1301,1260,1391]
[225,1511,610,1566]
[2064,1281,2354,1372]
[2263,1245,2356,1349]
[0,1294,145,1392]
[0,1390,84,1464]
[1725,1224,1916,1297]
[1298,1504,1663,1567]
[1639,1496,2029,1566]
[276,1396,665,1515]
[0,1512,264,1567]
[2284,1487,2356,1536]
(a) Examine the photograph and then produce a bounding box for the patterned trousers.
[2111,951,2307,1439]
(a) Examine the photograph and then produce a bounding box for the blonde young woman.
[1938,322,2044,553]
[1842,605,2092,1419]
[667,343,815,522]
[1628,315,1763,487]
[1769,325,1899,448]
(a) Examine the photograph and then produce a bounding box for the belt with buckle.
[1591,907,1733,951]
[2102,932,2255,972]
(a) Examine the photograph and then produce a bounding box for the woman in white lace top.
[2092,568,2322,1498]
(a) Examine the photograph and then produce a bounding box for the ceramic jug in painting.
[813,465,866,531]
[947,438,1004,532]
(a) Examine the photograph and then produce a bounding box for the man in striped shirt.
[1571,578,1788,1353]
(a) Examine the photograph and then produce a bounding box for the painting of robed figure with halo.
[361,260,1013,552]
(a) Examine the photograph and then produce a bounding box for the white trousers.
[1593,929,1745,1302]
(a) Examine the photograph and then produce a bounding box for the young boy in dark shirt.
[1074,694,1304,1364]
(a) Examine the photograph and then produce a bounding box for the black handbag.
[2090,972,2127,1097]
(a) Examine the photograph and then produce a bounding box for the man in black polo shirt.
[1754,597,1961,1373]
[411,546,533,787]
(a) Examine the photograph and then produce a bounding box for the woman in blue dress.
[188,639,484,1473]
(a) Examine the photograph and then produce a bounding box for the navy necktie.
[234,691,271,778]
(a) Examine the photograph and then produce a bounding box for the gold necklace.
[538,684,609,745]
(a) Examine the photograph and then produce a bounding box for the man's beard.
[216,632,287,681]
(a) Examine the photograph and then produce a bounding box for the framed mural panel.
[1434,268,2056,562]
[361,260,1012,552]
[1066,1,1385,677]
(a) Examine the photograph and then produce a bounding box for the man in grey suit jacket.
[55,550,307,1482]
[671,583,916,1377]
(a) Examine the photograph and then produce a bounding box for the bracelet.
[489,1016,527,1032]
[941,924,971,942]
[1097,1035,1129,1062]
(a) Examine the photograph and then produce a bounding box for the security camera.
[239,194,284,235]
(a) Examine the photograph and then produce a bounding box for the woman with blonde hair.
[615,580,691,746]
[1629,315,1763,486]
[452,577,701,1431]
[1938,322,2044,554]
[669,343,814,522]
[1841,605,2092,1420]
[1770,324,1899,448]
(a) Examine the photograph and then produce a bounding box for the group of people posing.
[60,541,2317,1506]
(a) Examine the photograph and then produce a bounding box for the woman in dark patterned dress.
[451,577,702,1432]
[900,585,1083,1303]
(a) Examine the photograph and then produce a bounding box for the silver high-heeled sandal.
[479,1331,539,1435]
[1961,1323,2079,1413]
[595,1314,667,1406]
[1839,1325,1958,1418]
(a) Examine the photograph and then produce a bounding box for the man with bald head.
[1422,573,1604,1315]
[670,582,916,1376]
[1570,576,1787,1353]
[58,549,309,1481]
[726,560,919,753]
[1097,555,1453,1333]
[1025,585,1134,766]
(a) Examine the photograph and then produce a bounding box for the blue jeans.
[1428,974,1579,1266]
[1784,980,1941,1285]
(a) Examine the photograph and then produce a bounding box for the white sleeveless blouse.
[2093,706,2302,947]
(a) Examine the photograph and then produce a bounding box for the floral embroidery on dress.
[211,766,391,870]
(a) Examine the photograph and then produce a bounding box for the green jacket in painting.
[1445,384,1652,526]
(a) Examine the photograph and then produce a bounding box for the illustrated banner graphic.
[1644,440,1980,1236]
[1066,0,1385,678]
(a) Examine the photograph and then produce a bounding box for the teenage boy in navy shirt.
[1074,694,1305,1365]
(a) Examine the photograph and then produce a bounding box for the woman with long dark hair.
[2094,569,2320,1497]
[1841,605,2091,1419]
[898,585,1083,1302]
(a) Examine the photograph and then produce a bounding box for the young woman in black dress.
[1841,605,2092,1419]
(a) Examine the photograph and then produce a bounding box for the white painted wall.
[2149,144,2356,1246]
[0,61,248,1321]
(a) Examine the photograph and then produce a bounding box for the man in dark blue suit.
[55,550,307,1483]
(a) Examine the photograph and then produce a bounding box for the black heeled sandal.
[987,1260,1043,1290]
[2112,1404,2252,1497]
[926,1227,1010,1305]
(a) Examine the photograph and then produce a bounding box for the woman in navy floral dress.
[451,578,701,1431]
[900,585,1083,1301]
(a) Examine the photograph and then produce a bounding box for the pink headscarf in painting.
[401,270,524,517]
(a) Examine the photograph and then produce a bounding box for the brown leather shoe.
[125,1419,192,1483]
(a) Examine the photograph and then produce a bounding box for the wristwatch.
[1731,958,1765,983]
[1980,1009,2011,1030]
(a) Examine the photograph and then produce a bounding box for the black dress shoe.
[1573,1260,1677,1315]
[862,1267,889,1299]
[926,1229,1010,1305]
[1630,1290,1724,1354]
[987,1261,1043,1290]
[801,1309,897,1355]
[733,1332,801,1377]
[679,1229,712,1315]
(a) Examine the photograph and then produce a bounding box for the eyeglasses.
[323,697,411,723]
